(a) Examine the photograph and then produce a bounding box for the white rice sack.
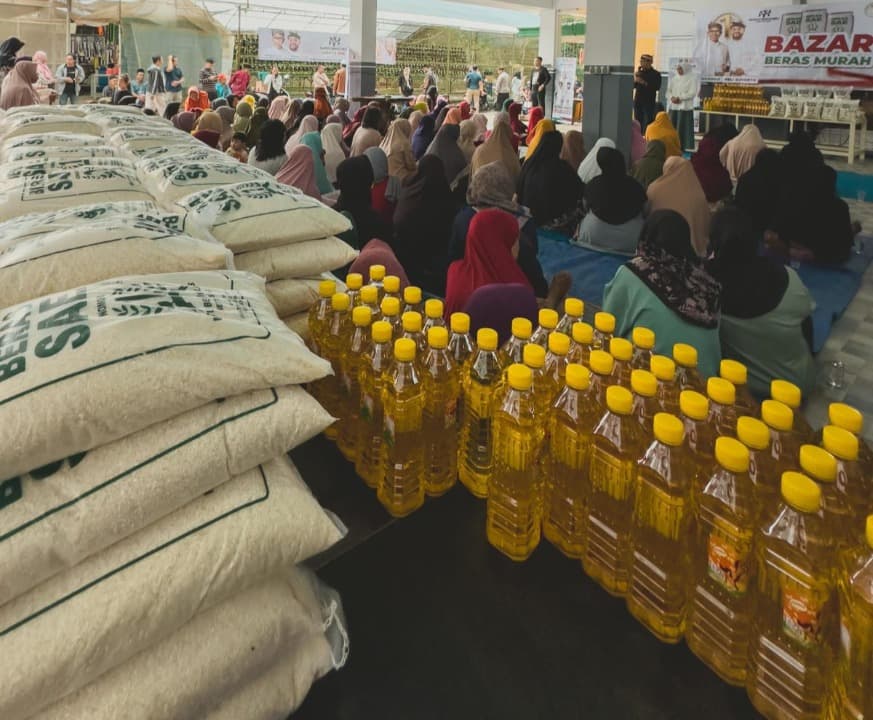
[0,456,343,720]
[283,311,311,342]
[0,133,105,161]
[138,159,268,205]
[175,179,352,251]
[0,384,332,605]
[236,236,358,280]
[135,144,229,164]
[0,167,153,221]
[33,569,344,720]
[79,103,143,115]
[0,221,232,309]
[0,157,135,181]
[107,126,192,150]
[88,113,164,131]
[121,137,202,158]
[3,145,119,164]
[0,270,330,481]
[0,115,101,140]
[3,105,83,118]
[265,278,324,317]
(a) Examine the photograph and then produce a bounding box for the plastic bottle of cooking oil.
[458,328,501,498]
[378,338,425,517]
[355,320,393,489]
[719,359,758,415]
[522,343,550,416]
[583,385,647,596]
[673,343,705,393]
[651,355,680,416]
[592,311,616,351]
[380,296,403,338]
[307,278,336,354]
[587,349,615,412]
[544,363,602,558]
[828,402,873,481]
[423,298,446,334]
[318,292,351,441]
[401,311,426,355]
[421,326,460,497]
[609,337,634,388]
[368,263,386,299]
[631,369,659,436]
[345,272,363,307]
[359,285,381,321]
[337,306,372,462]
[736,416,779,523]
[800,444,854,553]
[631,327,655,371]
[448,312,474,368]
[556,297,584,336]
[627,412,695,643]
[402,285,423,316]
[544,332,571,402]
[486,363,544,561]
[530,308,559,348]
[686,436,757,686]
[680,390,716,496]
[747,472,838,718]
[383,275,401,304]
[500,317,533,368]
[707,377,738,437]
[822,425,873,541]
[771,379,814,441]
[568,321,593,368]
[761,399,802,476]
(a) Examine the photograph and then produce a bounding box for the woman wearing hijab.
[458,101,472,121]
[471,113,488,146]
[350,107,382,157]
[426,85,439,110]
[666,62,698,153]
[575,146,647,255]
[334,155,391,249]
[184,87,209,113]
[735,148,781,232]
[276,145,321,200]
[409,110,423,133]
[525,118,555,159]
[216,105,235,150]
[392,155,456,295]
[172,111,197,133]
[0,60,38,110]
[471,121,521,182]
[706,207,815,396]
[719,123,767,182]
[232,102,252,139]
[268,95,291,123]
[517,131,584,233]
[508,102,527,142]
[630,119,647,165]
[285,114,318,154]
[163,101,182,121]
[0,37,24,82]
[349,239,410,288]
[411,115,436,160]
[300,132,334,196]
[282,98,302,129]
[248,119,288,175]
[458,119,478,163]
[425,124,468,187]
[525,106,544,146]
[560,130,585,173]
[334,98,352,126]
[289,99,314,131]
[247,105,268,147]
[690,129,734,204]
[313,86,332,121]
[631,140,666,189]
[32,51,54,104]
[321,122,347,185]
[645,111,682,158]
[443,106,463,127]
[646,156,711,257]
[191,111,223,148]
[380,119,417,181]
[364,146,393,228]
[241,94,257,109]
[577,137,616,183]
[603,210,722,378]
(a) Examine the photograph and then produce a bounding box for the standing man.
[494,66,511,110]
[146,55,166,115]
[633,54,662,133]
[164,54,184,103]
[55,54,84,106]
[694,22,730,78]
[312,64,330,93]
[464,65,483,112]
[531,56,550,109]
[332,62,346,97]
[199,58,217,101]
[131,68,148,104]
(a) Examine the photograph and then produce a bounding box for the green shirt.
[603,266,722,379]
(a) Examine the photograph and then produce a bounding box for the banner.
[553,57,577,121]
[695,3,873,86]
[258,29,396,65]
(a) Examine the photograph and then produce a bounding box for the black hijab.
[0,37,24,70]
[584,146,647,225]
[433,104,451,131]
[425,124,467,185]
[335,156,389,248]
[163,101,181,121]
[735,148,782,232]
[253,119,286,162]
[517,131,583,227]
[290,100,315,133]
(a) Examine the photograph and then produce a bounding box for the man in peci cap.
[633,54,662,134]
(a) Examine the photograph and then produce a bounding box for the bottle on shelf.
[423,298,446,334]
[556,297,584,336]
[368,263,386,300]
[345,272,363,307]
[380,296,403,338]
[707,377,738,437]
[630,369,659,435]
[631,326,656,371]
[719,359,758,415]
[402,285,423,316]
[447,312,474,369]
[421,326,460,497]
[771,379,814,441]
[355,320,393,489]
[609,337,634,389]
[307,278,336,354]
[651,355,680,416]
[319,292,351,441]
[530,308,559,348]
[359,284,381,321]
[673,343,705,393]
[337,305,373,462]
[736,416,779,522]
[568,321,594,368]
[383,275,401,304]
[592,311,615,351]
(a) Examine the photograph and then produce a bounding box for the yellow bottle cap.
[508,363,532,391]
[565,363,590,391]
[799,444,838,483]
[402,311,422,333]
[632,326,655,350]
[761,399,794,432]
[512,317,533,340]
[360,285,379,304]
[538,308,559,330]
[383,275,400,294]
[650,355,676,382]
[707,377,736,407]
[781,472,821,514]
[720,359,748,387]
[737,416,770,451]
[477,328,498,352]
[606,385,633,415]
[867,515,873,550]
[352,306,372,327]
[673,343,698,368]
[428,326,448,349]
[425,298,443,319]
[680,390,709,421]
[610,337,633,362]
[829,402,864,435]
[654,413,685,447]
[594,311,616,334]
[771,379,802,409]
[715,436,750,473]
[523,343,546,369]
[381,297,400,317]
[548,332,571,356]
[394,337,416,362]
[450,312,470,334]
[822,425,859,462]
[631,369,657,398]
[588,350,615,376]
[403,286,422,305]
[564,297,584,318]
[571,321,593,345]
[372,320,392,344]
[318,279,336,298]
[345,273,363,291]
[331,292,350,311]
[369,264,386,282]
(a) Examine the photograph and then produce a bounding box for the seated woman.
[646,157,711,257]
[630,119,647,165]
[735,148,781,233]
[603,210,722,379]
[507,102,527,145]
[464,284,540,346]
[525,117,555,159]
[380,118,417,181]
[348,238,410,288]
[631,140,666,189]
[425,124,468,187]
[300,131,335,197]
[191,111,223,149]
[517,130,584,234]
[350,107,383,157]
[471,120,520,182]
[708,207,816,396]
[333,155,391,249]
[363,147,394,229]
[560,130,585,173]
[275,145,321,200]
[690,129,733,205]
[248,119,288,175]
[577,138,615,183]
[575,146,646,255]
[411,114,436,161]
[645,111,682,158]
[525,106,544,146]
[720,124,766,183]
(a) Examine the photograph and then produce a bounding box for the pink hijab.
[646,156,711,257]
[631,119,647,165]
[719,124,767,182]
[0,61,39,110]
[268,95,291,122]
[32,51,54,84]
[276,145,321,200]
[348,239,410,287]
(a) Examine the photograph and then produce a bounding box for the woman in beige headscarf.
[719,123,767,182]
[0,60,38,110]
[408,110,423,133]
[380,118,417,180]
[458,119,478,163]
[560,130,586,173]
[470,120,520,182]
[646,156,711,257]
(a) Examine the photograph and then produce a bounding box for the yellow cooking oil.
[355,320,393,489]
[800,444,855,553]
[829,402,873,483]
[771,378,815,441]
[307,278,336,354]
[383,274,401,304]
[822,425,873,541]
[544,364,602,558]
[401,311,426,356]
[345,272,363,307]
[544,331,571,403]
[523,343,550,417]
[592,311,615,351]
[368,263,386,300]
[378,338,425,517]
[761,399,803,477]
[318,292,351,441]
[651,355,680,416]
[720,359,758,415]
[499,317,533,368]
[609,337,634,389]
[686,437,757,686]
[736,416,780,523]
[680,390,716,497]
[556,297,584,336]
[530,308,559,348]
[631,326,656,371]
[337,306,372,462]
[707,377,739,438]
[486,363,544,561]
[359,284,381,322]
[423,298,446,335]
[380,296,403,339]
[673,343,705,393]
[630,369,659,436]
[448,312,474,368]
[627,412,695,643]
[458,328,501,498]
[747,472,838,719]
[402,285,423,316]
[587,349,615,413]
[583,385,647,597]
[568,321,593,368]
[421,326,460,497]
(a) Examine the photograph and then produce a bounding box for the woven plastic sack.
[138,159,268,204]
[0,115,101,140]
[283,311,311,342]
[0,133,105,161]
[0,157,135,182]
[135,145,229,164]
[4,145,119,163]
[265,277,323,317]
[235,235,358,280]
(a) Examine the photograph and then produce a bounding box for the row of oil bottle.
[307,268,873,720]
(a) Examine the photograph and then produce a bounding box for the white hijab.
[284,115,318,155]
[577,137,616,183]
[321,122,346,184]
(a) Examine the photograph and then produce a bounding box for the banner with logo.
[695,3,873,85]
[258,30,396,65]
[553,57,577,121]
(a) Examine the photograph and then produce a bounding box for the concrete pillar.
[347,0,377,106]
[582,0,638,164]
[537,9,561,66]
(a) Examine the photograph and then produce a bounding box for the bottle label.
[589,447,633,501]
[782,590,822,647]
[707,534,749,596]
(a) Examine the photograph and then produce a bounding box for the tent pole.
[117,0,123,70]
[66,0,73,56]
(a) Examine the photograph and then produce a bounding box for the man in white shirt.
[312,64,330,92]
[726,20,758,78]
[694,22,731,79]
[494,66,511,110]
